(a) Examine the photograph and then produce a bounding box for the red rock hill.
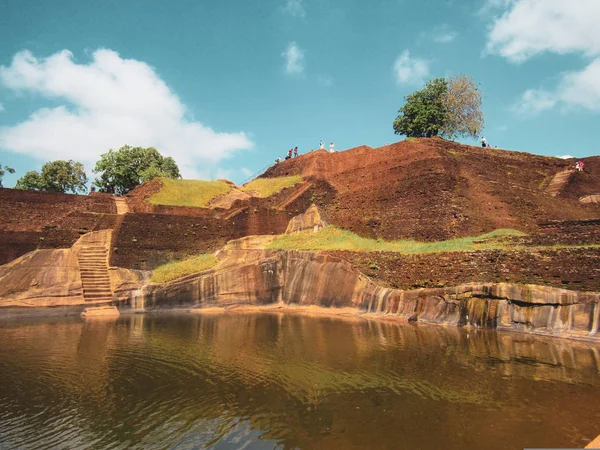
[262,138,600,240]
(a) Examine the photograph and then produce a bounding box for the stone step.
[79,264,108,268]
[84,298,113,303]
[81,278,111,283]
[84,290,112,295]
[85,293,114,299]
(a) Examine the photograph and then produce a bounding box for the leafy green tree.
[393,75,484,139]
[93,146,181,192]
[15,170,44,191]
[393,78,448,138]
[15,160,88,193]
[0,163,15,188]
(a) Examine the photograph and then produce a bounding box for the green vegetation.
[151,254,219,283]
[93,145,181,192]
[268,226,525,254]
[16,160,88,193]
[149,178,232,207]
[0,163,15,188]
[394,75,484,140]
[241,175,302,198]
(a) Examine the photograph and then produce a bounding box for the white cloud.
[0,49,254,178]
[486,0,600,62]
[486,0,600,115]
[393,50,429,86]
[557,154,574,159]
[0,103,4,112]
[282,0,305,18]
[282,42,305,75]
[431,25,457,43]
[516,57,600,114]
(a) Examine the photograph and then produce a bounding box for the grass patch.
[267,227,526,254]
[241,176,302,198]
[149,178,232,208]
[151,254,219,283]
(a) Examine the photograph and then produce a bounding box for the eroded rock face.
[285,204,327,234]
[130,239,600,341]
[0,231,148,309]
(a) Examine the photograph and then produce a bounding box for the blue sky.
[1,0,599,186]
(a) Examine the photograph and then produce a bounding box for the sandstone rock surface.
[129,235,600,341]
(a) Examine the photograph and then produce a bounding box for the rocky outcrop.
[127,235,600,341]
[285,204,326,234]
[0,230,147,309]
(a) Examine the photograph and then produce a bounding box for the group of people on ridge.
[319,140,335,152]
[275,146,298,164]
[480,137,498,149]
[274,140,337,164]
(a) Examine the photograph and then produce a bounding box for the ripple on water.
[1,313,599,449]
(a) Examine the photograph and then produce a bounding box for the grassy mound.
[151,254,219,283]
[241,175,302,198]
[149,179,232,208]
[268,227,525,254]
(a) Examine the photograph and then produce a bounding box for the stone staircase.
[77,240,113,303]
[545,169,573,197]
[114,196,130,215]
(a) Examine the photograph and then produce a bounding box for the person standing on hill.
[329,142,335,152]
[481,137,487,148]
[319,140,324,150]
[293,147,298,157]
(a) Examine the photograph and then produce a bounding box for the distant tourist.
[293,146,298,157]
[319,139,325,150]
[576,161,584,172]
[481,137,487,148]
[89,185,96,194]
[329,142,335,153]
[275,156,281,164]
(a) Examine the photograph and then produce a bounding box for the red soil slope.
[262,138,600,240]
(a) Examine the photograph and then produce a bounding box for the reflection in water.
[1,313,600,449]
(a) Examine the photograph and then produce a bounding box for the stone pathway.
[545,169,573,197]
[276,182,312,210]
[114,196,130,215]
[78,242,113,303]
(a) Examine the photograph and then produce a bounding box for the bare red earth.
[2,138,600,275]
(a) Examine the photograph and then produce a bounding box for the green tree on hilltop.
[393,75,484,140]
[393,78,448,138]
[16,160,88,193]
[93,145,181,193]
[0,163,15,188]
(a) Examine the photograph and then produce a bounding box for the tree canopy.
[0,163,15,188]
[16,160,88,193]
[93,146,181,193]
[393,75,484,140]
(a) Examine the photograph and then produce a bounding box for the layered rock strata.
[132,238,600,341]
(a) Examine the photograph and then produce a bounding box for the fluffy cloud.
[0,49,254,178]
[282,42,305,75]
[282,0,305,18]
[517,57,600,113]
[486,0,600,114]
[393,50,429,86]
[486,0,600,62]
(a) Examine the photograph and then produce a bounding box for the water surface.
[1,313,599,449]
